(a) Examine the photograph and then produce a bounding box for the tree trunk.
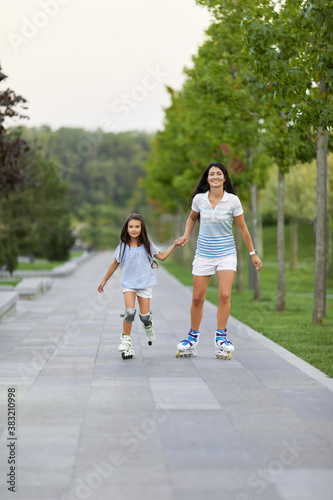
[173,209,185,266]
[234,225,243,292]
[312,126,327,323]
[277,168,285,312]
[290,217,298,271]
[250,181,260,300]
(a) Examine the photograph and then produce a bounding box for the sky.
[1,0,211,133]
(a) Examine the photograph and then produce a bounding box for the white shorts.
[192,254,237,276]
[123,287,153,299]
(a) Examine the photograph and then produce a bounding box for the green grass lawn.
[0,279,21,286]
[161,224,333,378]
[16,250,85,271]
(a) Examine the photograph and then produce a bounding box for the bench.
[0,292,18,320]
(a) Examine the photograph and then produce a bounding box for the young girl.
[177,162,262,359]
[97,213,180,359]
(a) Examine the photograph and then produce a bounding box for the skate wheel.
[148,341,152,346]
[175,350,180,358]
[121,352,133,359]
[228,352,232,360]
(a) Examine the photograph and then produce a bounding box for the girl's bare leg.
[216,270,235,330]
[123,291,136,335]
[137,296,150,316]
[191,275,211,331]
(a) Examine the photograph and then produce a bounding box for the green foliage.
[261,161,318,224]
[22,127,154,249]
[36,219,74,261]
[146,1,274,213]
[0,235,18,276]
[0,138,74,270]
[242,0,333,130]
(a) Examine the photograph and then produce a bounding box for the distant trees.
[0,68,75,272]
[0,68,30,195]
[22,127,154,249]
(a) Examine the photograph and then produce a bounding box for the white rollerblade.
[143,321,155,346]
[215,329,234,360]
[175,330,200,358]
[118,333,135,360]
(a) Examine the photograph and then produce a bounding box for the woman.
[176,162,262,359]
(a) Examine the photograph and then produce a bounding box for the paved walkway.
[0,251,332,500]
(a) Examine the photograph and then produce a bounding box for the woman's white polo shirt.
[192,191,243,258]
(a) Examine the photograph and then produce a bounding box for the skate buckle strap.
[216,333,233,347]
[180,330,199,347]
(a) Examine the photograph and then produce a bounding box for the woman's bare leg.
[216,270,235,330]
[191,275,211,331]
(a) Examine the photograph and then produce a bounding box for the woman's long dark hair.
[192,162,236,199]
[119,213,157,268]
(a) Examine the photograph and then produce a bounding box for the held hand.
[174,237,185,247]
[252,255,262,272]
[97,281,106,293]
[176,235,189,247]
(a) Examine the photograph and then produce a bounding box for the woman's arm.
[97,258,120,292]
[178,210,199,246]
[234,214,262,271]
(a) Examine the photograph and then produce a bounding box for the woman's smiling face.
[207,166,225,188]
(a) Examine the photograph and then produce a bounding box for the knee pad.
[139,311,152,326]
[120,308,136,322]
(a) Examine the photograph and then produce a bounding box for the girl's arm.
[234,214,262,271]
[154,239,182,262]
[178,210,199,246]
[97,258,120,292]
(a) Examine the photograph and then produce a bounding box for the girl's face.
[207,167,225,188]
[127,219,142,239]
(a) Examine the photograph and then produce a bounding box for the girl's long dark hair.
[119,213,157,268]
[192,162,236,199]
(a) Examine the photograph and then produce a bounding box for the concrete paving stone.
[144,359,203,379]
[149,377,221,410]
[235,353,306,378]
[53,343,99,357]
[0,361,40,378]
[0,321,35,330]
[24,379,91,401]
[63,464,175,500]
[159,413,252,468]
[274,468,333,500]
[169,469,282,500]
[45,314,77,324]
[88,388,154,410]
[93,360,147,378]
[272,388,333,421]
[18,400,87,425]
[37,362,95,380]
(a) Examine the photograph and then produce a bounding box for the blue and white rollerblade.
[215,329,234,360]
[175,329,200,358]
[118,333,135,359]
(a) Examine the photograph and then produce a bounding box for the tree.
[242,0,333,322]
[0,67,30,195]
[0,142,74,267]
[146,2,272,296]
